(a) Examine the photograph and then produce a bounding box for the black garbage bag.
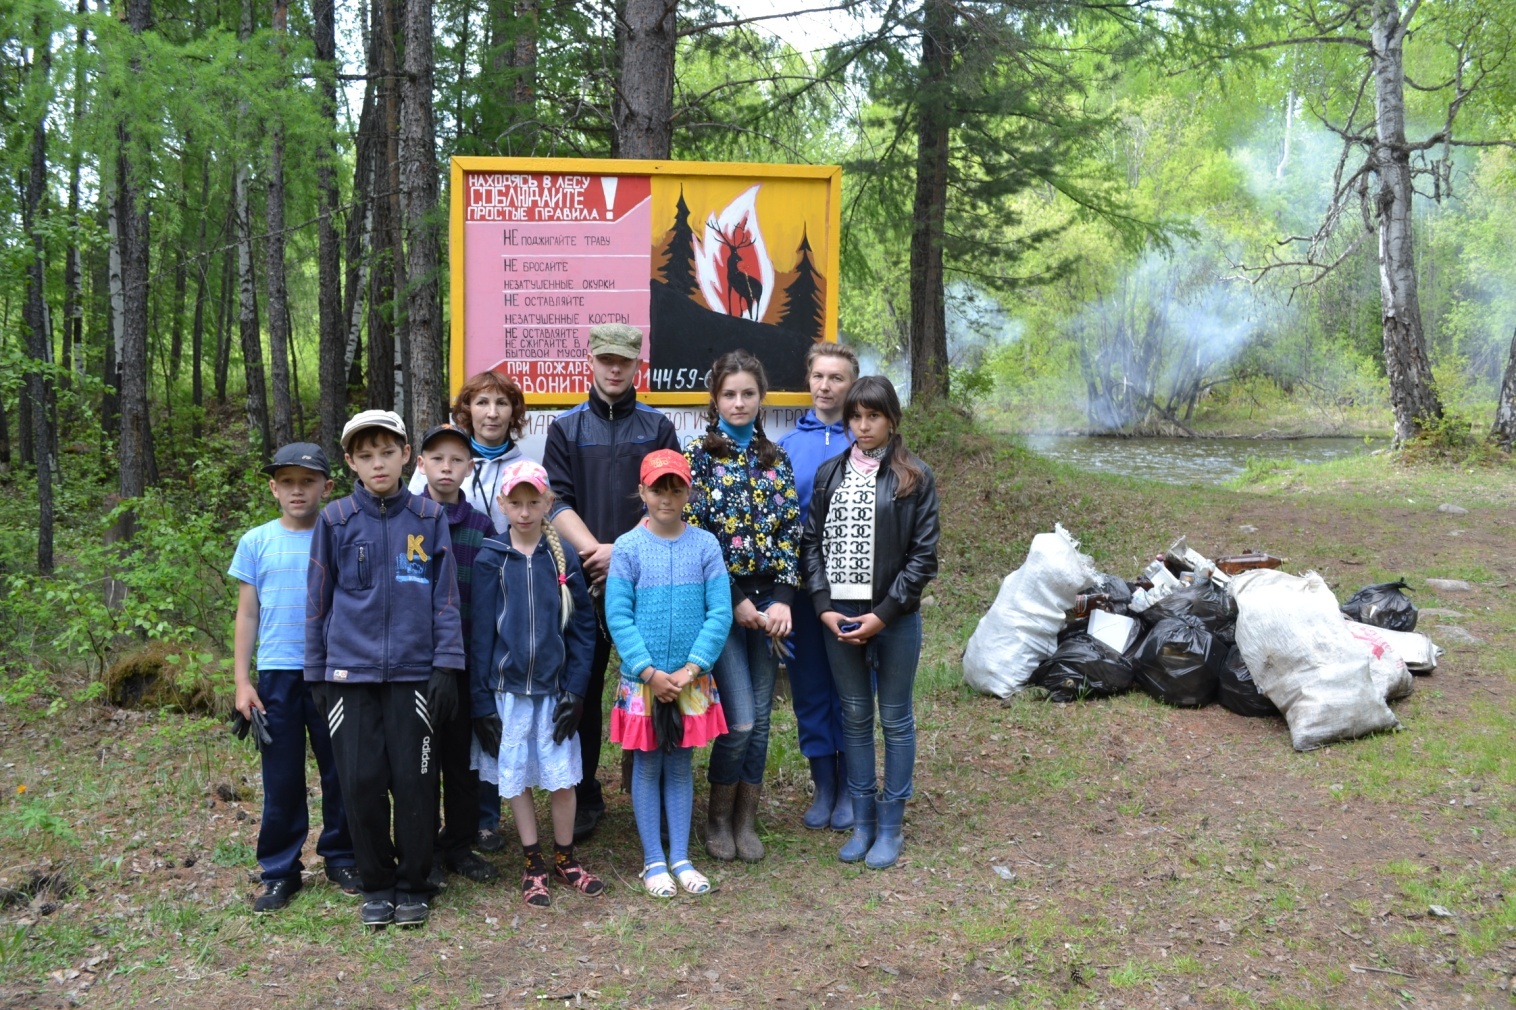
[1141,578,1235,632]
[1031,633,1136,702]
[1217,645,1280,718]
[1134,614,1221,707]
[1092,572,1134,615]
[1340,579,1418,632]
[653,698,684,754]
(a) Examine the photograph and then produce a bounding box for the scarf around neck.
[470,435,512,461]
[717,416,755,450]
[849,441,888,475]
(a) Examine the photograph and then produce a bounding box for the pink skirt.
[609,673,728,753]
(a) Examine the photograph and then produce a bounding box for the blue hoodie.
[305,482,466,684]
[468,533,596,716]
[778,411,852,524]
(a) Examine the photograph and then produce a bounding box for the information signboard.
[449,158,842,406]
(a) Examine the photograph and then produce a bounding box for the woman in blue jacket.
[470,460,603,907]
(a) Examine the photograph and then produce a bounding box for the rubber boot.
[838,794,875,863]
[829,754,855,831]
[802,755,837,830]
[733,781,765,862]
[865,799,904,869]
[705,782,737,862]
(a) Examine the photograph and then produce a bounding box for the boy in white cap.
[306,410,466,928]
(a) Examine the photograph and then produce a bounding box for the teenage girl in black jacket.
[799,376,940,869]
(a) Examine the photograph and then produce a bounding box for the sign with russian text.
[449,158,841,405]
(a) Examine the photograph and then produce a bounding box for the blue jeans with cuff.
[820,602,922,803]
[707,593,781,786]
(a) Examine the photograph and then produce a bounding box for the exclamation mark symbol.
[601,177,618,221]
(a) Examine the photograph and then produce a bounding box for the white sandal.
[670,860,710,895]
[641,862,676,899]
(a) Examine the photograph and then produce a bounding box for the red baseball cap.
[640,449,691,488]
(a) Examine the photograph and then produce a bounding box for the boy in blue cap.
[230,441,360,913]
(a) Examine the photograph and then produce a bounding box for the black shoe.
[253,878,302,914]
[325,865,363,896]
[572,802,605,843]
[426,863,447,892]
[476,828,506,853]
[360,898,394,928]
[448,851,500,883]
[394,899,429,927]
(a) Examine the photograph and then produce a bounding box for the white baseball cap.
[340,409,407,451]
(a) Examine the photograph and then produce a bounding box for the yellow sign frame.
[449,157,842,407]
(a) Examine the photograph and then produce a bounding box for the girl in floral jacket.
[684,350,802,864]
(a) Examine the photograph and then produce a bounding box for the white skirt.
[472,692,582,798]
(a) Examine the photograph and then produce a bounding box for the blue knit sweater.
[605,523,732,682]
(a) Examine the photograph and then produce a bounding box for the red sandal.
[521,868,550,907]
[552,851,605,896]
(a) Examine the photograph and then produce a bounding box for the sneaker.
[571,802,605,843]
[325,865,363,896]
[448,851,500,884]
[360,898,395,928]
[393,899,429,927]
[252,878,301,914]
[476,828,506,853]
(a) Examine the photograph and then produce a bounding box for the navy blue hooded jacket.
[777,410,852,524]
[305,481,466,684]
[469,532,597,717]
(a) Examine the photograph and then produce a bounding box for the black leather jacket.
[799,447,940,625]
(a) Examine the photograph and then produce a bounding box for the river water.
[1021,434,1384,485]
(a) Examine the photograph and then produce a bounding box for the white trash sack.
[1231,569,1400,751]
[1345,621,1415,702]
[1371,627,1443,673]
[963,524,1097,698]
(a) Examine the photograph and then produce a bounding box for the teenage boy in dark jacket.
[542,323,679,839]
[306,409,466,929]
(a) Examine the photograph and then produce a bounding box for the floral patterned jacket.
[683,436,803,607]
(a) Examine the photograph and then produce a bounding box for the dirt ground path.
[4,470,1515,1010]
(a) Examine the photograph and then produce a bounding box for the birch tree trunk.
[400,0,444,432]
[1490,328,1516,449]
[908,0,954,406]
[613,0,676,159]
[1370,0,1442,444]
[236,166,272,456]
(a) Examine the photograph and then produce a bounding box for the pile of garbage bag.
[963,527,1445,751]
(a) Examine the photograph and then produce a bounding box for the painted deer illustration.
[712,221,764,320]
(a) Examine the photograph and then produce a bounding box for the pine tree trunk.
[25,24,54,572]
[1370,0,1442,444]
[613,0,676,159]
[105,196,124,435]
[117,0,154,519]
[314,0,345,458]
[365,0,401,411]
[400,0,444,432]
[236,166,272,455]
[514,0,537,107]
[265,0,295,446]
[908,0,954,406]
[190,153,210,437]
[62,0,88,390]
[215,229,233,403]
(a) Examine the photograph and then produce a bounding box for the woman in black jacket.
[799,376,940,869]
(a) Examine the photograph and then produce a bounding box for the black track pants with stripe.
[324,681,438,899]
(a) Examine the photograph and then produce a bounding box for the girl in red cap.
[605,449,733,897]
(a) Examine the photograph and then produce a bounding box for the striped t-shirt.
[228,519,314,671]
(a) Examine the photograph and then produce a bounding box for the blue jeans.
[821,602,922,803]
[707,595,781,786]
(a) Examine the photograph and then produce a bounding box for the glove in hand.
[551,692,585,745]
[473,714,502,758]
[425,668,460,726]
[230,708,273,752]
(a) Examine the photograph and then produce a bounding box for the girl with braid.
[469,460,604,906]
[684,351,803,863]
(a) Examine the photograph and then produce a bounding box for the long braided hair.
[700,349,779,468]
[540,517,574,631]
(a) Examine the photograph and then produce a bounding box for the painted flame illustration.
[692,185,774,321]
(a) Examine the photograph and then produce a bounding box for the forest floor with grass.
[2,422,1515,1010]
